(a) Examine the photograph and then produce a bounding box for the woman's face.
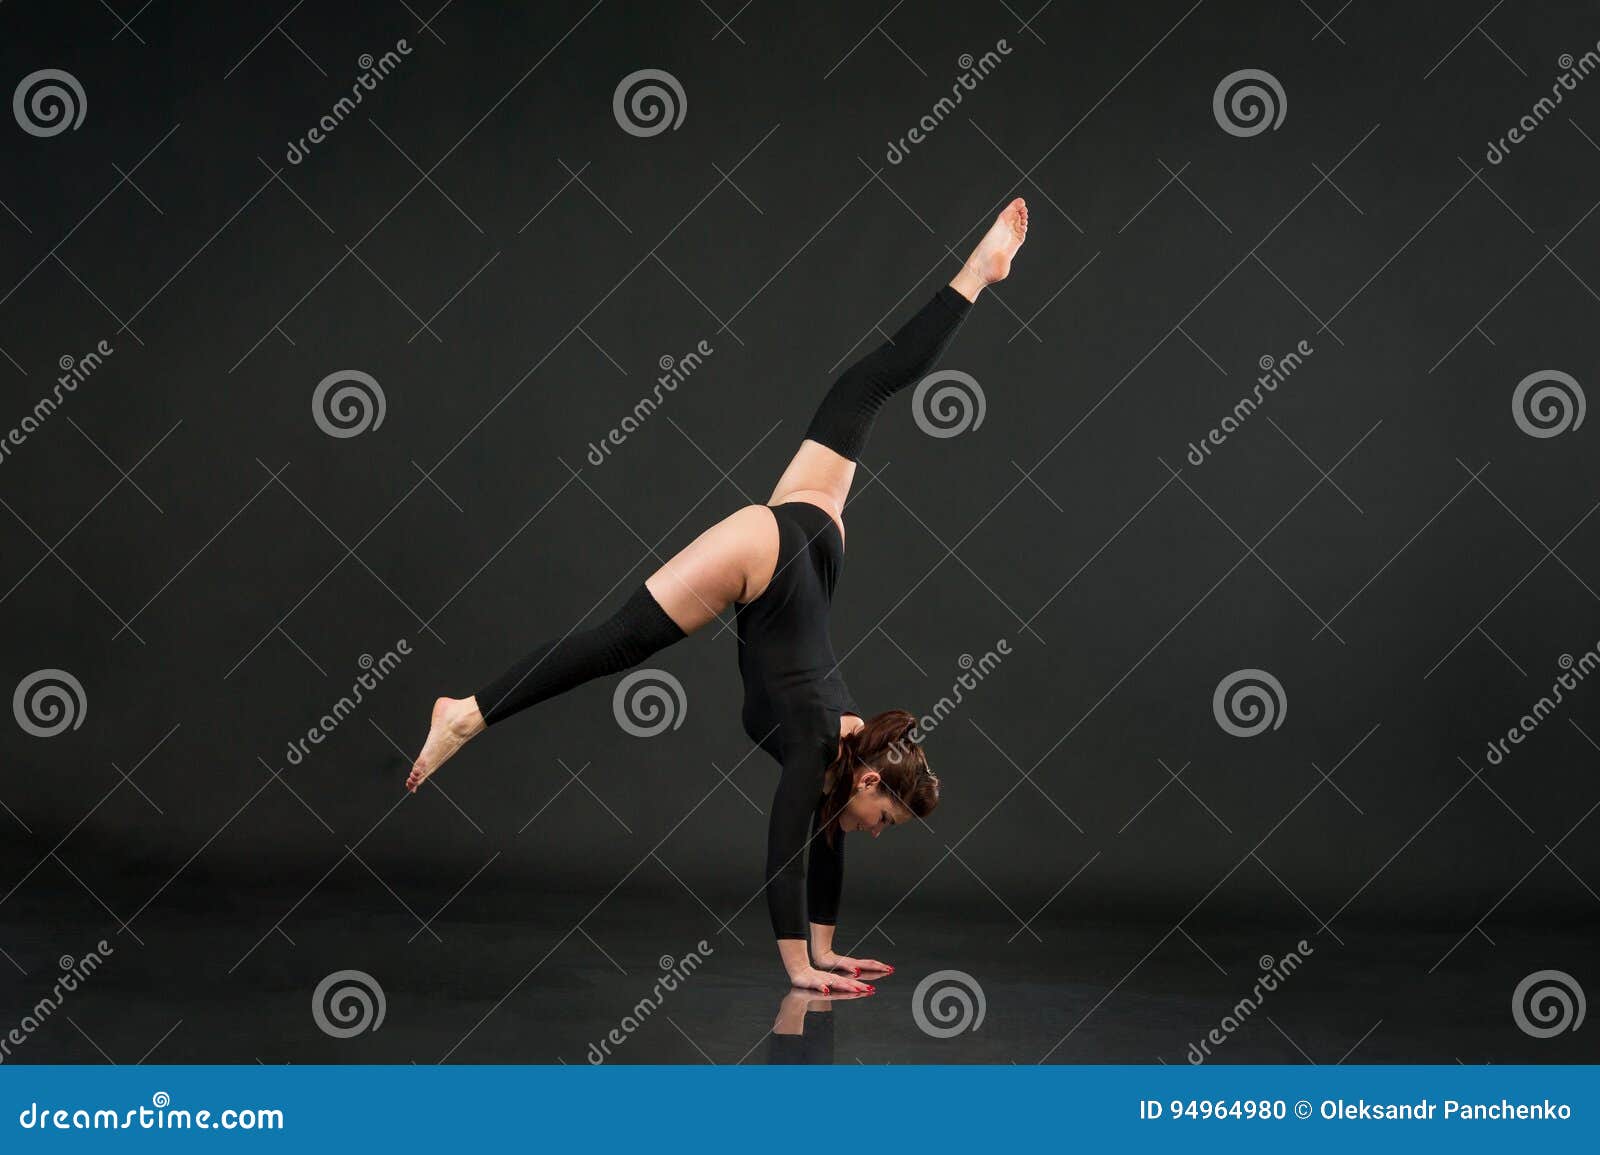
[839,771,911,838]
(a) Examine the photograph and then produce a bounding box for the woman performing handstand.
[406,197,1029,995]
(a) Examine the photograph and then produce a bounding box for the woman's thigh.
[644,504,780,633]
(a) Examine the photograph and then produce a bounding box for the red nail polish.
[821,985,830,994]
[852,967,860,977]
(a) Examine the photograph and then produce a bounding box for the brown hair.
[818,709,940,846]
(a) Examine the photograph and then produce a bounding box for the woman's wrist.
[777,938,813,980]
[808,922,836,966]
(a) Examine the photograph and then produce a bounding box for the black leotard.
[736,501,859,939]
[471,284,970,943]
[743,284,969,939]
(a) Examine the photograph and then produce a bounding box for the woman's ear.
[857,770,881,791]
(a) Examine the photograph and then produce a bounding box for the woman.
[407,197,1030,995]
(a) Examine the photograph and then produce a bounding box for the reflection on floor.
[1,882,1594,1065]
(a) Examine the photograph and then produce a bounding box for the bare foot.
[951,197,1029,301]
[406,696,485,793]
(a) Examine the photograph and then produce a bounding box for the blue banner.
[0,1065,1595,1151]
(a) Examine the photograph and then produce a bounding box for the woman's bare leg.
[770,198,1029,517]
[407,695,485,792]
[406,505,778,792]
[643,504,779,629]
[408,199,1030,792]
[950,196,1029,303]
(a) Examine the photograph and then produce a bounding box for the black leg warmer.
[475,583,685,726]
[802,284,972,460]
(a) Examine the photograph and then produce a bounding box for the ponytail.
[818,709,940,845]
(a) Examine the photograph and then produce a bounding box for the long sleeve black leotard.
[736,499,859,939]
[746,285,970,939]
[472,284,970,942]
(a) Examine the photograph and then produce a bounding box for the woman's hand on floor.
[814,952,894,978]
[788,966,875,995]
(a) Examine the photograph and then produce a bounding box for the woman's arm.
[767,714,874,994]
[809,922,891,977]
[806,805,844,930]
[803,783,893,976]
[805,807,886,973]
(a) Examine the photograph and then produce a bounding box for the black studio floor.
[2,881,1595,1066]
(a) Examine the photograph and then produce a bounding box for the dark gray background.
[0,0,1596,1063]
